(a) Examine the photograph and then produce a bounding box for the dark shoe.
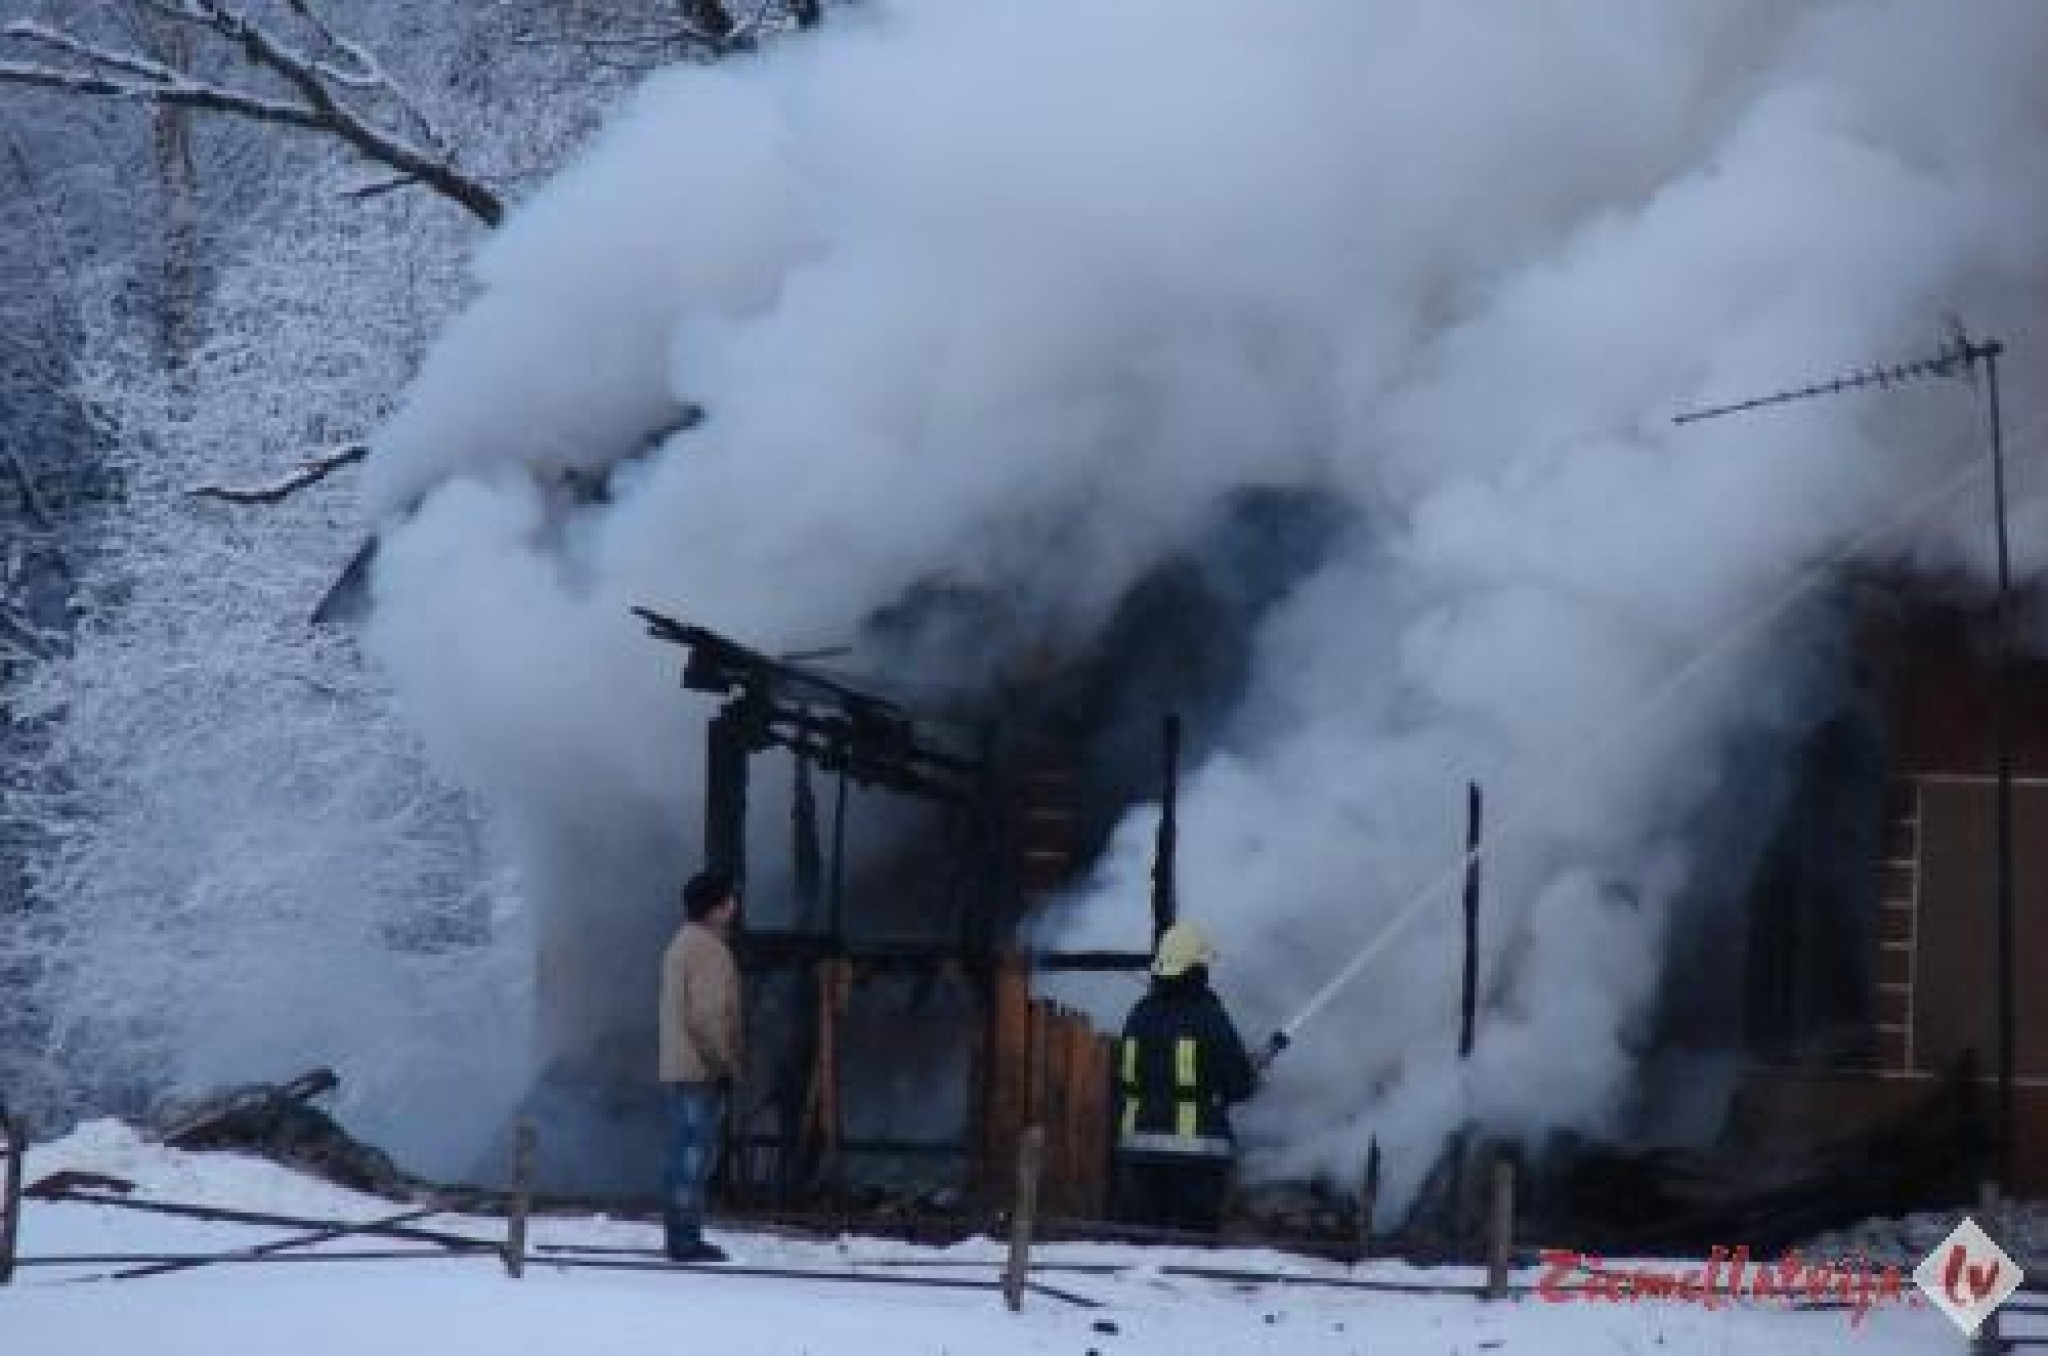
[666,1241,727,1264]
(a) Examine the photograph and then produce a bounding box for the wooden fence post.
[1485,1153,1514,1300]
[504,1120,536,1278]
[1003,1126,1046,1312]
[0,1113,23,1286]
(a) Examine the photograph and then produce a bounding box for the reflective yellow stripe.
[1174,1038,1198,1090]
[1176,1099,1198,1137]
[1123,1099,1139,1138]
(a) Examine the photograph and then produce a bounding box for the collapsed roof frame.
[636,606,1153,1211]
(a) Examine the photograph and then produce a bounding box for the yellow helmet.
[1152,921,1217,978]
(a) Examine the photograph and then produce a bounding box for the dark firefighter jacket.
[1115,969,1257,1158]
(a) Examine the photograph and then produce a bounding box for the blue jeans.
[663,1083,725,1251]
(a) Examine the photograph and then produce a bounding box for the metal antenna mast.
[1674,325,2015,1190]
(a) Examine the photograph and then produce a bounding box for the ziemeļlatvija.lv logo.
[1914,1217,2023,1336]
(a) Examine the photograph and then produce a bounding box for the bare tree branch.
[0,6,500,225]
[186,442,366,505]
[181,1,500,223]
[2,444,55,531]
[727,0,781,48]
[511,0,824,63]
[340,171,419,202]
[7,19,187,84]
[0,59,323,127]
[282,0,449,154]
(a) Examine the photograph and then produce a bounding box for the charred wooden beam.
[636,607,986,804]
[1460,782,1482,1059]
[1358,1137,1381,1261]
[0,1110,21,1285]
[729,1134,969,1158]
[1026,950,1153,973]
[1151,713,1180,944]
[158,1066,337,1149]
[791,755,822,915]
[736,932,1149,973]
[705,706,749,883]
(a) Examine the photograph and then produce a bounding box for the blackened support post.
[792,754,822,923]
[1460,783,1483,1059]
[829,769,850,945]
[0,1109,20,1285]
[706,705,750,885]
[1356,1136,1381,1262]
[1151,714,1181,946]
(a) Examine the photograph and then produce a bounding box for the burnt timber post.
[0,1108,21,1285]
[1356,1136,1381,1262]
[1151,714,1181,946]
[705,706,750,885]
[1459,782,1483,1058]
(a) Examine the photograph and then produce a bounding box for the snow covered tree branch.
[0,3,500,225]
[186,441,366,504]
[514,0,825,68]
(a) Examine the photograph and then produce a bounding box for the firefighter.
[1113,920,1258,1234]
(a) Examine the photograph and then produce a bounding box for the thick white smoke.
[365,0,2048,1200]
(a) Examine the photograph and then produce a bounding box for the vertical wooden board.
[1082,1033,1114,1218]
[1065,1016,1096,1217]
[966,967,990,1199]
[1029,999,1050,1124]
[1063,1025,1096,1219]
[1041,1009,1071,1216]
[1028,1002,1056,1210]
[1918,782,2048,1078]
[817,959,850,1169]
[983,955,1030,1199]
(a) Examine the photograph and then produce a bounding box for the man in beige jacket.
[658,869,742,1262]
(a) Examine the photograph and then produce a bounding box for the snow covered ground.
[2,1122,1973,1354]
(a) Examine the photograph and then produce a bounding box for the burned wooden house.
[1512,583,2048,1253]
[1730,587,2048,1194]
[623,488,1344,1219]
[625,526,2043,1246]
